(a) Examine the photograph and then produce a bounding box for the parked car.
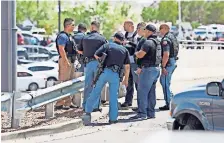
[28,54,50,62]
[17,59,33,65]
[22,31,40,45]
[17,66,46,91]
[38,46,58,58]
[17,47,28,60]
[21,61,58,81]
[18,45,58,59]
[167,79,224,131]
[17,32,24,45]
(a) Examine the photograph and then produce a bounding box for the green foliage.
[141,1,178,24]
[181,1,224,24]
[16,0,57,34]
[141,7,158,22]
[157,1,178,24]
[141,0,224,25]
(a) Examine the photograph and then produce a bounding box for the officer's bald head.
[90,21,100,32]
[124,19,134,32]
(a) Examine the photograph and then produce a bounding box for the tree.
[16,1,55,26]
[141,7,158,22]
[157,1,178,24]
[205,1,224,24]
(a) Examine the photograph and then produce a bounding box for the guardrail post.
[12,92,25,128]
[72,88,83,108]
[11,92,19,128]
[45,81,55,119]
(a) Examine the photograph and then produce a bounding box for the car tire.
[47,77,57,82]
[183,116,201,130]
[28,83,39,91]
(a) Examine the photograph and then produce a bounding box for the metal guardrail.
[179,40,224,49]
[1,92,13,113]
[1,75,126,128]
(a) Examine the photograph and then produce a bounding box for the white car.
[17,66,47,91]
[21,61,58,82]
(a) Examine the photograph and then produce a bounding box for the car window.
[39,48,49,54]
[28,66,54,72]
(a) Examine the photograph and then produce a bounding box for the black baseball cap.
[113,32,125,41]
[145,24,157,33]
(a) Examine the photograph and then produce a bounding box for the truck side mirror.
[206,82,222,96]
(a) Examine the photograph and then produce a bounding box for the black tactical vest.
[162,32,179,58]
[141,36,162,66]
[124,31,137,55]
[56,31,76,57]
[149,38,162,66]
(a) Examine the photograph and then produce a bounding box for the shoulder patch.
[162,40,168,46]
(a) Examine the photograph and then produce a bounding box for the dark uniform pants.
[125,63,138,104]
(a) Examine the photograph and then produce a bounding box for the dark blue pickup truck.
[167,80,224,130]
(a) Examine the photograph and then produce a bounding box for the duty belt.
[106,65,121,73]
[84,57,96,63]
[141,64,159,68]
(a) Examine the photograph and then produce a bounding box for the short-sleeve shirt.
[78,31,107,58]
[161,36,172,53]
[95,42,130,68]
[57,33,69,47]
[140,35,157,65]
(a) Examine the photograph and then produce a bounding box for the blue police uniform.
[159,32,177,110]
[131,33,161,119]
[78,31,107,110]
[85,40,130,122]
[73,31,85,72]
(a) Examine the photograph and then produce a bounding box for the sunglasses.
[137,27,146,30]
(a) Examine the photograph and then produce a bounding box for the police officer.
[73,23,87,73]
[77,21,107,111]
[55,18,77,110]
[121,19,138,108]
[159,23,178,111]
[130,24,161,119]
[82,32,130,124]
[132,22,147,112]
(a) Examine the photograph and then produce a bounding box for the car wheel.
[47,77,57,82]
[28,83,38,91]
[183,116,202,130]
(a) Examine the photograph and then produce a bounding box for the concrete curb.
[1,119,83,141]
[1,101,114,141]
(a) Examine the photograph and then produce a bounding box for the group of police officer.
[55,18,179,124]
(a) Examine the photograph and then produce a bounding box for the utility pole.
[58,0,61,33]
[1,0,17,92]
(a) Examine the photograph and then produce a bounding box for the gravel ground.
[1,107,83,133]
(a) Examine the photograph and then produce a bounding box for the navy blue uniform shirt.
[95,41,130,68]
[78,31,107,58]
[73,31,85,45]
